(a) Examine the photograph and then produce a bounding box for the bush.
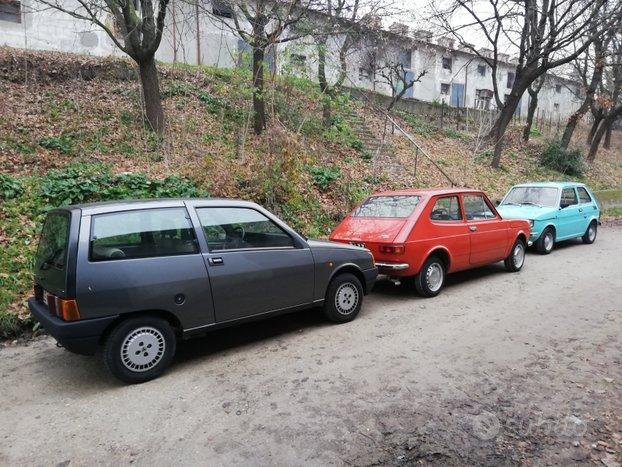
[0,174,24,199]
[309,166,341,191]
[540,140,584,176]
[39,134,75,154]
[401,114,436,137]
[40,163,205,207]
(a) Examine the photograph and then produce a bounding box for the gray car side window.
[196,207,295,251]
[90,208,199,261]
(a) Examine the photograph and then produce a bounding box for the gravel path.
[1,227,621,466]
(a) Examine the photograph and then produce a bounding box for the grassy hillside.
[1,47,621,338]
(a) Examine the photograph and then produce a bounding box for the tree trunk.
[603,123,612,149]
[252,46,266,135]
[317,38,332,128]
[561,109,586,150]
[138,56,165,135]
[588,109,622,161]
[489,92,522,168]
[587,112,603,144]
[522,94,538,141]
[588,120,607,161]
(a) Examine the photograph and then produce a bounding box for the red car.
[330,188,531,297]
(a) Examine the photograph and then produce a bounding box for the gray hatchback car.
[29,199,377,383]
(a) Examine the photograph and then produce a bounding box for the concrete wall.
[0,0,582,120]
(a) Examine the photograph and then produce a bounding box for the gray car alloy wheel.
[513,242,525,268]
[588,224,596,242]
[426,262,444,292]
[543,231,554,252]
[335,282,359,315]
[121,326,166,372]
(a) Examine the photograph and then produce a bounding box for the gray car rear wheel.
[323,273,363,323]
[104,316,176,384]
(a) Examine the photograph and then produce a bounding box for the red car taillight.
[379,244,405,254]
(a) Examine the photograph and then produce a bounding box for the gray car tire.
[104,316,176,384]
[323,273,364,323]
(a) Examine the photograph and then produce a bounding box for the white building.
[0,0,582,119]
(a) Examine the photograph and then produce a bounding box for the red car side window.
[430,196,463,221]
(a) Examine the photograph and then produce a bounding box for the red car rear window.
[353,196,421,218]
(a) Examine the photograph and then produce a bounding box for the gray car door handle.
[209,257,224,266]
[469,226,477,232]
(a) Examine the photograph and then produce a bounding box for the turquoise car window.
[577,187,592,204]
[501,187,558,207]
[560,188,578,206]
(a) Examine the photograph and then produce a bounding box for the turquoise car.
[497,182,600,254]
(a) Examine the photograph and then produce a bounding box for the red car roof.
[369,187,483,197]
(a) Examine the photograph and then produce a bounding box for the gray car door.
[192,206,315,323]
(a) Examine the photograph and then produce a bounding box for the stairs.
[341,108,403,178]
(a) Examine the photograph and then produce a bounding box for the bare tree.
[431,0,621,168]
[201,0,321,134]
[36,0,170,134]
[587,33,622,160]
[559,33,611,149]
[376,44,431,111]
[522,76,544,141]
[312,2,395,126]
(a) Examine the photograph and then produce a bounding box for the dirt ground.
[1,227,621,466]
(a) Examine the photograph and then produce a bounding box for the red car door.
[462,193,509,265]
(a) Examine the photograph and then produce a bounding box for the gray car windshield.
[353,195,420,218]
[501,187,559,207]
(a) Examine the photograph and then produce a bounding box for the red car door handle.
[469,226,477,232]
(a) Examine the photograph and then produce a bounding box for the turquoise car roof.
[510,181,586,189]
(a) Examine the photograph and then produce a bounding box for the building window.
[553,103,559,111]
[477,64,486,76]
[475,89,493,110]
[440,83,450,95]
[555,84,562,93]
[291,54,306,65]
[212,0,233,18]
[442,57,452,71]
[359,67,372,81]
[0,0,21,23]
[506,72,515,88]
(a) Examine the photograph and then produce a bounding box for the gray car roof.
[59,198,257,215]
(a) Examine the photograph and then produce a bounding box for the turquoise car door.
[557,188,582,239]
[576,186,596,234]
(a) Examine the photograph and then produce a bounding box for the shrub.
[529,127,542,137]
[0,174,24,199]
[401,114,436,137]
[309,166,341,191]
[39,134,75,154]
[540,140,584,176]
[40,163,204,207]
